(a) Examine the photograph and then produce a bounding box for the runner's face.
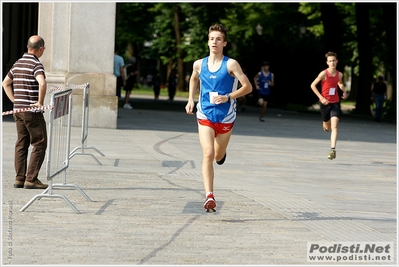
[208,31,226,53]
[326,56,338,69]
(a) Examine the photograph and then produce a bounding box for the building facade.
[2,2,118,128]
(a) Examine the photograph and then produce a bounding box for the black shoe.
[259,117,265,122]
[216,153,226,165]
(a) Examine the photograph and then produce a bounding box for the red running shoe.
[204,193,216,212]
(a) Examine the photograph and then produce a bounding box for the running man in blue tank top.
[185,24,252,212]
[253,61,274,122]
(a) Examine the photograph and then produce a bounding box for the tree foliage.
[115,2,396,117]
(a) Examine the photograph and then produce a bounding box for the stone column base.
[46,72,118,129]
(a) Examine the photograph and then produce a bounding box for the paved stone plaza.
[2,95,397,265]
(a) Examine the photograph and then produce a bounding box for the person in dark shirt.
[371,76,387,122]
[152,71,161,101]
[167,70,177,101]
[123,57,138,109]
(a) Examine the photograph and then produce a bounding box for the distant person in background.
[153,71,161,101]
[310,51,348,160]
[146,73,153,87]
[167,70,177,101]
[371,76,387,122]
[253,61,274,122]
[114,45,125,99]
[123,56,138,109]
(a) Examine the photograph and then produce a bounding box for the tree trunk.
[167,59,174,80]
[173,5,184,92]
[382,3,396,119]
[349,66,358,102]
[354,3,373,115]
[320,3,343,59]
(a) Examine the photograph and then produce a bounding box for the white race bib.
[264,83,269,89]
[329,88,335,95]
[209,92,218,104]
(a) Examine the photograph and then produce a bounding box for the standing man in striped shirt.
[2,35,49,189]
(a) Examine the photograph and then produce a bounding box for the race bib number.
[209,92,218,104]
[329,88,335,95]
[264,82,269,89]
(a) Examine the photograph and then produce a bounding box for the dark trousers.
[168,86,176,100]
[116,76,123,98]
[13,112,47,182]
[374,94,385,121]
[153,85,160,98]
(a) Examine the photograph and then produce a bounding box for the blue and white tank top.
[196,56,238,123]
[257,71,272,95]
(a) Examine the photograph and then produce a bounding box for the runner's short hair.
[325,51,337,59]
[209,24,228,41]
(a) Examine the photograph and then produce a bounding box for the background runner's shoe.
[328,149,336,160]
[216,153,226,165]
[204,193,216,210]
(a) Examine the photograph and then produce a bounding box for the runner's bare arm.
[186,60,201,114]
[227,59,252,101]
[310,71,327,103]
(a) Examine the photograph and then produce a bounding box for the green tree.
[148,3,176,67]
[299,3,395,116]
[354,3,373,115]
[320,3,345,63]
[381,3,396,120]
[115,3,155,58]
[115,2,394,114]
[149,3,237,91]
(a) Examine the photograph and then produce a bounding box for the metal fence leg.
[20,194,80,214]
[52,183,92,202]
[86,146,105,157]
[69,150,104,165]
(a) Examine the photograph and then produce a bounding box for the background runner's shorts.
[258,93,271,102]
[197,119,234,137]
[320,102,341,121]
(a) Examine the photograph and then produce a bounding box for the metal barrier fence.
[69,83,105,165]
[19,89,91,214]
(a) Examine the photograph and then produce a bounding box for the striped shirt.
[7,53,46,110]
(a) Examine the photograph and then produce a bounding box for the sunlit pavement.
[2,95,396,265]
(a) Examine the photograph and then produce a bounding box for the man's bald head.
[27,35,45,58]
[27,35,45,50]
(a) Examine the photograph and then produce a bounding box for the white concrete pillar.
[38,2,117,128]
